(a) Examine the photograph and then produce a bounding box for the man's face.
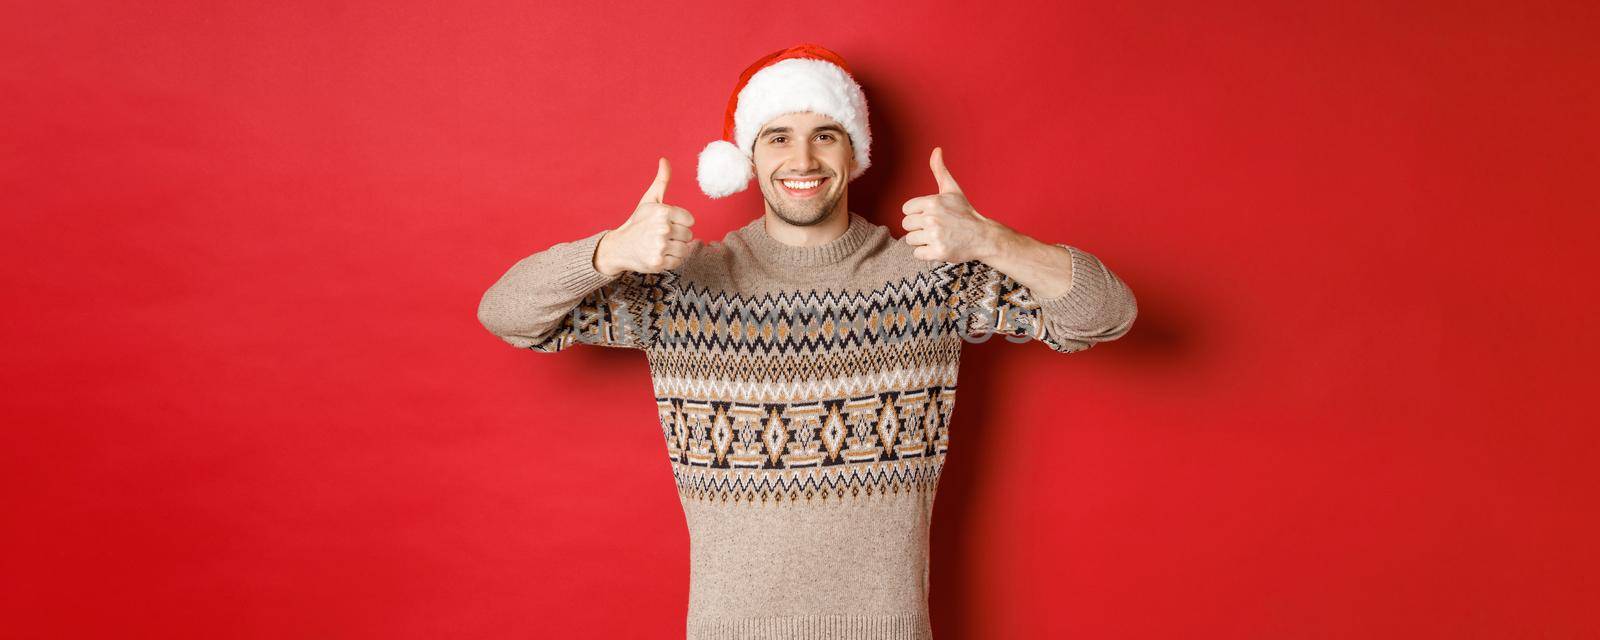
[751,111,855,227]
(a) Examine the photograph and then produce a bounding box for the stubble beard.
[759,176,844,227]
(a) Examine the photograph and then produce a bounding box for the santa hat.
[696,43,872,199]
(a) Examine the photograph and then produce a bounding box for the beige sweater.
[477,211,1137,639]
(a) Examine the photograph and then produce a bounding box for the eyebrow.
[758,124,848,140]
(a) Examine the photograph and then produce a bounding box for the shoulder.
[853,219,950,283]
[665,230,738,291]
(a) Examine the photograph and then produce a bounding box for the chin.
[775,202,839,227]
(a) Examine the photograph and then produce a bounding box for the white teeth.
[782,178,822,189]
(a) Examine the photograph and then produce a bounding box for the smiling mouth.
[778,176,829,198]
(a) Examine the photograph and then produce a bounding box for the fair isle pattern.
[647,337,961,403]
[652,262,1057,356]
[657,384,957,503]
[657,385,957,468]
[957,254,1053,344]
[518,253,1071,503]
[477,216,1138,638]
[646,268,966,403]
[643,261,1046,503]
[654,269,964,355]
[673,456,946,504]
[521,258,1062,356]
[524,270,678,352]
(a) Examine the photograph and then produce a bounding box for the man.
[477,43,1136,640]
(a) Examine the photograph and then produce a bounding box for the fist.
[900,147,1002,263]
[595,157,701,275]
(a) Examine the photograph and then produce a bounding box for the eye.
[817,133,835,141]
[769,135,787,144]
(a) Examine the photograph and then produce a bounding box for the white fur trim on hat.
[696,57,872,199]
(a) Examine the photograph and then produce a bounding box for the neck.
[736,208,872,269]
[762,193,851,247]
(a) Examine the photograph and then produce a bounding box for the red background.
[4,1,1596,637]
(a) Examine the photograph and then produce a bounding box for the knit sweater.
[477,211,1137,639]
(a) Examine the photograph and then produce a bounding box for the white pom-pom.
[697,139,753,199]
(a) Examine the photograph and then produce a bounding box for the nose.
[790,139,822,173]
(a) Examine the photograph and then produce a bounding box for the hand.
[595,157,701,276]
[900,147,1007,263]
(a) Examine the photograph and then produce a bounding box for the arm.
[956,230,1137,353]
[476,229,670,352]
[901,147,1136,352]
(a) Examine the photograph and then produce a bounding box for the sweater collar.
[736,211,874,268]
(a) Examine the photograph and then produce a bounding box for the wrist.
[978,221,1020,262]
[593,230,623,277]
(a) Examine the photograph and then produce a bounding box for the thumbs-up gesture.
[595,157,701,276]
[900,147,1003,263]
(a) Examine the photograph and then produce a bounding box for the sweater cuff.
[555,229,622,295]
[1034,244,1109,326]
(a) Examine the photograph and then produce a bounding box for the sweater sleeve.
[476,228,672,352]
[954,243,1137,353]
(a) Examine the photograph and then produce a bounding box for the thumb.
[930,147,963,195]
[641,156,670,204]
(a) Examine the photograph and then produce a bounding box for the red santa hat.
[696,43,873,199]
